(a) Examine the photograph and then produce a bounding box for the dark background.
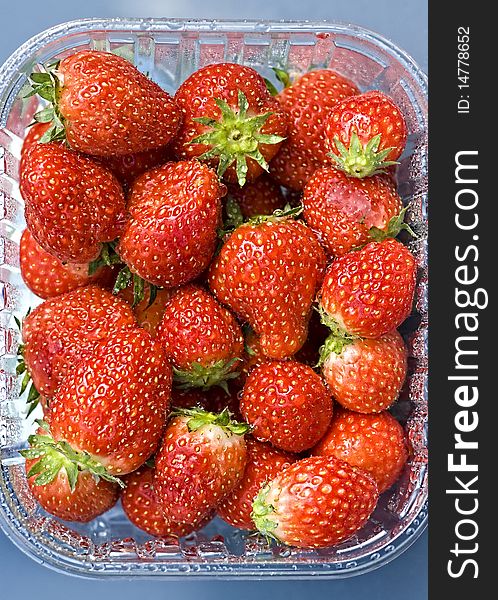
[0,1,428,598]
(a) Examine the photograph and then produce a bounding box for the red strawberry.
[118,160,224,288]
[319,238,417,339]
[20,229,114,299]
[251,456,378,548]
[22,285,136,397]
[101,146,173,191]
[41,328,172,476]
[209,211,326,359]
[21,122,51,157]
[122,466,212,537]
[29,50,182,156]
[325,91,407,178]
[240,360,333,453]
[173,63,288,186]
[23,440,119,522]
[118,285,175,336]
[20,142,126,263]
[227,175,286,219]
[156,285,244,391]
[154,407,249,526]
[312,408,409,492]
[269,142,319,192]
[277,69,359,164]
[218,437,295,530]
[320,330,407,413]
[302,167,403,256]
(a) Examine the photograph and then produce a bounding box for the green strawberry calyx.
[24,61,66,143]
[19,420,124,492]
[328,131,398,178]
[251,484,281,543]
[14,311,41,418]
[218,196,245,239]
[189,90,286,187]
[264,67,292,96]
[316,305,358,366]
[369,206,417,242]
[170,406,251,436]
[172,358,242,394]
[90,243,160,309]
[248,203,303,226]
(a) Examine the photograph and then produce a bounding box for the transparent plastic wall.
[0,19,428,579]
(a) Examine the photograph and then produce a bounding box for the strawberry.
[118,285,175,336]
[21,121,51,158]
[154,407,249,526]
[118,160,224,288]
[208,209,326,359]
[227,175,286,219]
[217,438,295,530]
[122,466,212,537]
[240,360,333,453]
[319,238,417,339]
[20,142,126,263]
[23,430,120,522]
[251,456,378,548]
[173,63,288,186]
[21,285,136,397]
[277,69,359,164]
[302,167,404,256]
[28,50,182,156]
[156,285,244,391]
[320,330,407,413]
[312,408,409,492]
[27,328,172,480]
[20,229,114,299]
[325,91,407,178]
[101,146,173,191]
[269,142,319,192]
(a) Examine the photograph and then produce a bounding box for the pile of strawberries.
[16,49,417,549]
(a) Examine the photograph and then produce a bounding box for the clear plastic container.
[0,18,428,579]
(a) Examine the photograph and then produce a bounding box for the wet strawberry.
[45,328,172,476]
[154,408,249,526]
[29,50,182,156]
[252,456,378,548]
[118,160,224,288]
[20,229,114,299]
[302,167,403,256]
[240,360,333,453]
[173,63,288,186]
[319,238,417,339]
[218,438,295,530]
[24,449,119,522]
[20,142,126,263]
[277,69,359,164]
[156,285,244,391]
[209,210,326,359]
[325,91,407,178]
[312,408,409,492]
[320,330,407,413]
[22,285,136,397]
[122,466,212,537]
